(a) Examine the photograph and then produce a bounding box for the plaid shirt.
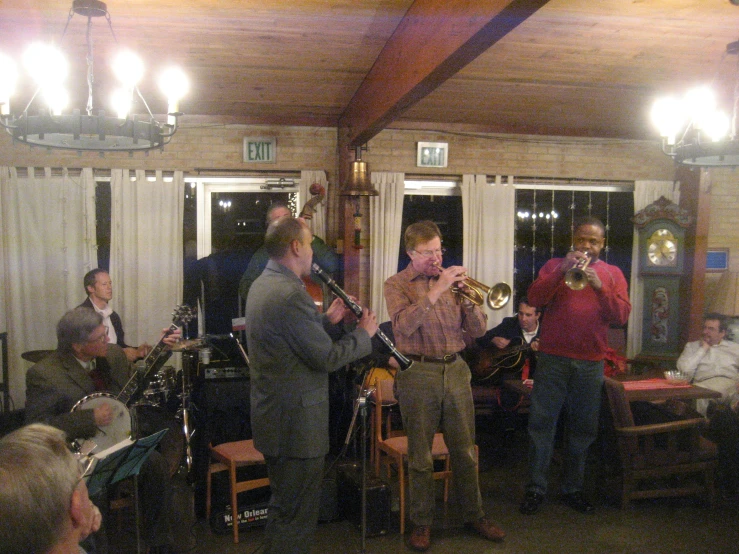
[384,263,486,358]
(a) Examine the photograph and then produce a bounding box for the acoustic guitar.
[471,336,533,384]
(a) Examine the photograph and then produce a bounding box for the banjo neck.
[116,322,178,407]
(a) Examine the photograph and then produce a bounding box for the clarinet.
[312,263,413,371]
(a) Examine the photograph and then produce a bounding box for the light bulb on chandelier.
[650,38,739,167]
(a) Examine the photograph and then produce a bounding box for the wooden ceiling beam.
[338,0,551,147]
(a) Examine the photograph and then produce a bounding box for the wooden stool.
[206,439,270,543]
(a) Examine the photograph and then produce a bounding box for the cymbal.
[170,338,207,352]
[21,349,55,363]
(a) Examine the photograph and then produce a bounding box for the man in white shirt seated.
[676,312,739,416]
[79,269,151,363]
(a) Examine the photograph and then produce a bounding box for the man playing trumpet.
[519,216,630,516]
[384,220,506,551]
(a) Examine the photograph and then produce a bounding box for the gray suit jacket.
[245,260,372,459]
[25,345,130,440]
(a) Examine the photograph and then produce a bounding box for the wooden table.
[503,378,722,403]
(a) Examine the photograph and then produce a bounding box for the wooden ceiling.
[1,0,738,144]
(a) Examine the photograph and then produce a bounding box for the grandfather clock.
[632,196,692,358]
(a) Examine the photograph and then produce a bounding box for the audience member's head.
[0,424,101,554]
[704,312,728,333]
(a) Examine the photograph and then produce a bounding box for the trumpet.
[433,263,511,310]
[564,251,591,290]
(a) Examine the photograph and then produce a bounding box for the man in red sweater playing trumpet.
[519,216,631,516]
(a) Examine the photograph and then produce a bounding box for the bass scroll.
[311,263,412,371]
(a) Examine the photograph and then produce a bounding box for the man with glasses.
[25,307,177,554]
[384,220,505,551]
[677,312,739,416]
[0,423,103,554]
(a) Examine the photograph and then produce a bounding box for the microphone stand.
[338,386,373,553]
[358,389,369,554]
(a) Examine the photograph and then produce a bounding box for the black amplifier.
[203,365,248,380]
[336,462,391,536]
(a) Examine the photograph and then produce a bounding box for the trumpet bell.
[564,251,592,290]
[564,268,589,290]
[486,282,512,310]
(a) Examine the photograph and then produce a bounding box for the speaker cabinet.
[192,376,252,518]
[336,462,390,536]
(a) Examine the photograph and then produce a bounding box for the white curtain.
[0,167,97,407]
[461,174,515,329]
[109,169,185,349]
[626,180,680,358]
[369,172,405,324]
[299,170,328,240]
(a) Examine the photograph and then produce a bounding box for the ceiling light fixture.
[0,0,188,154]
[651,38,739,167]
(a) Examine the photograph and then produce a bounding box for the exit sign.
[243,137,276,163]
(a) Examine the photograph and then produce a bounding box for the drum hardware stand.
[177,350,198,477]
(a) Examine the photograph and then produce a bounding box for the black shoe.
[519,491,545,515]
[561,492,594,514]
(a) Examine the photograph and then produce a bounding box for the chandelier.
[0,0,188,154]
[650,39,739,167]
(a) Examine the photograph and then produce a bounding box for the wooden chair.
[374,379,477,534]
[365,366,399,467]
[602,377,717,508]
[206,439,270,543]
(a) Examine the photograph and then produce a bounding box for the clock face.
[646,228,678,267]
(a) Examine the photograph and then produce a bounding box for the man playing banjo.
[25,306,179,554]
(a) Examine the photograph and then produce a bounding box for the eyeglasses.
[87,330,108,344]
[413,248,446,258]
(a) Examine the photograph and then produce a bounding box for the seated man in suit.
[0,423,103,554]
[79,268,151,363]
[676,312,739,416]
[25,307,178,554]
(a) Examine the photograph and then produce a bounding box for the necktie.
[88,359,107,391]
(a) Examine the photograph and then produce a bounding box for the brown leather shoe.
[408,525,431,551]
[467,516,506,541]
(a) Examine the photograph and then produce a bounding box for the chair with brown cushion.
[603,377,717,508]
[206,439,270,543]
[373,378,478,534]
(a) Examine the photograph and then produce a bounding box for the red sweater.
[527,258,631,361]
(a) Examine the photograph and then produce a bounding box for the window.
[514,186,633,303]
[398,180,462,271]
[184,177,301,334]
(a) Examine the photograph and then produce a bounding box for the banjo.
[71,306,195,453]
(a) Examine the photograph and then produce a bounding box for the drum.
[142,366,178,408]
[131,404,185,477]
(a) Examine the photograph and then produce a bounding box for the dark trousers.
[264,455,324,554]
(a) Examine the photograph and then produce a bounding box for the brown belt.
[406,353,459,364]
